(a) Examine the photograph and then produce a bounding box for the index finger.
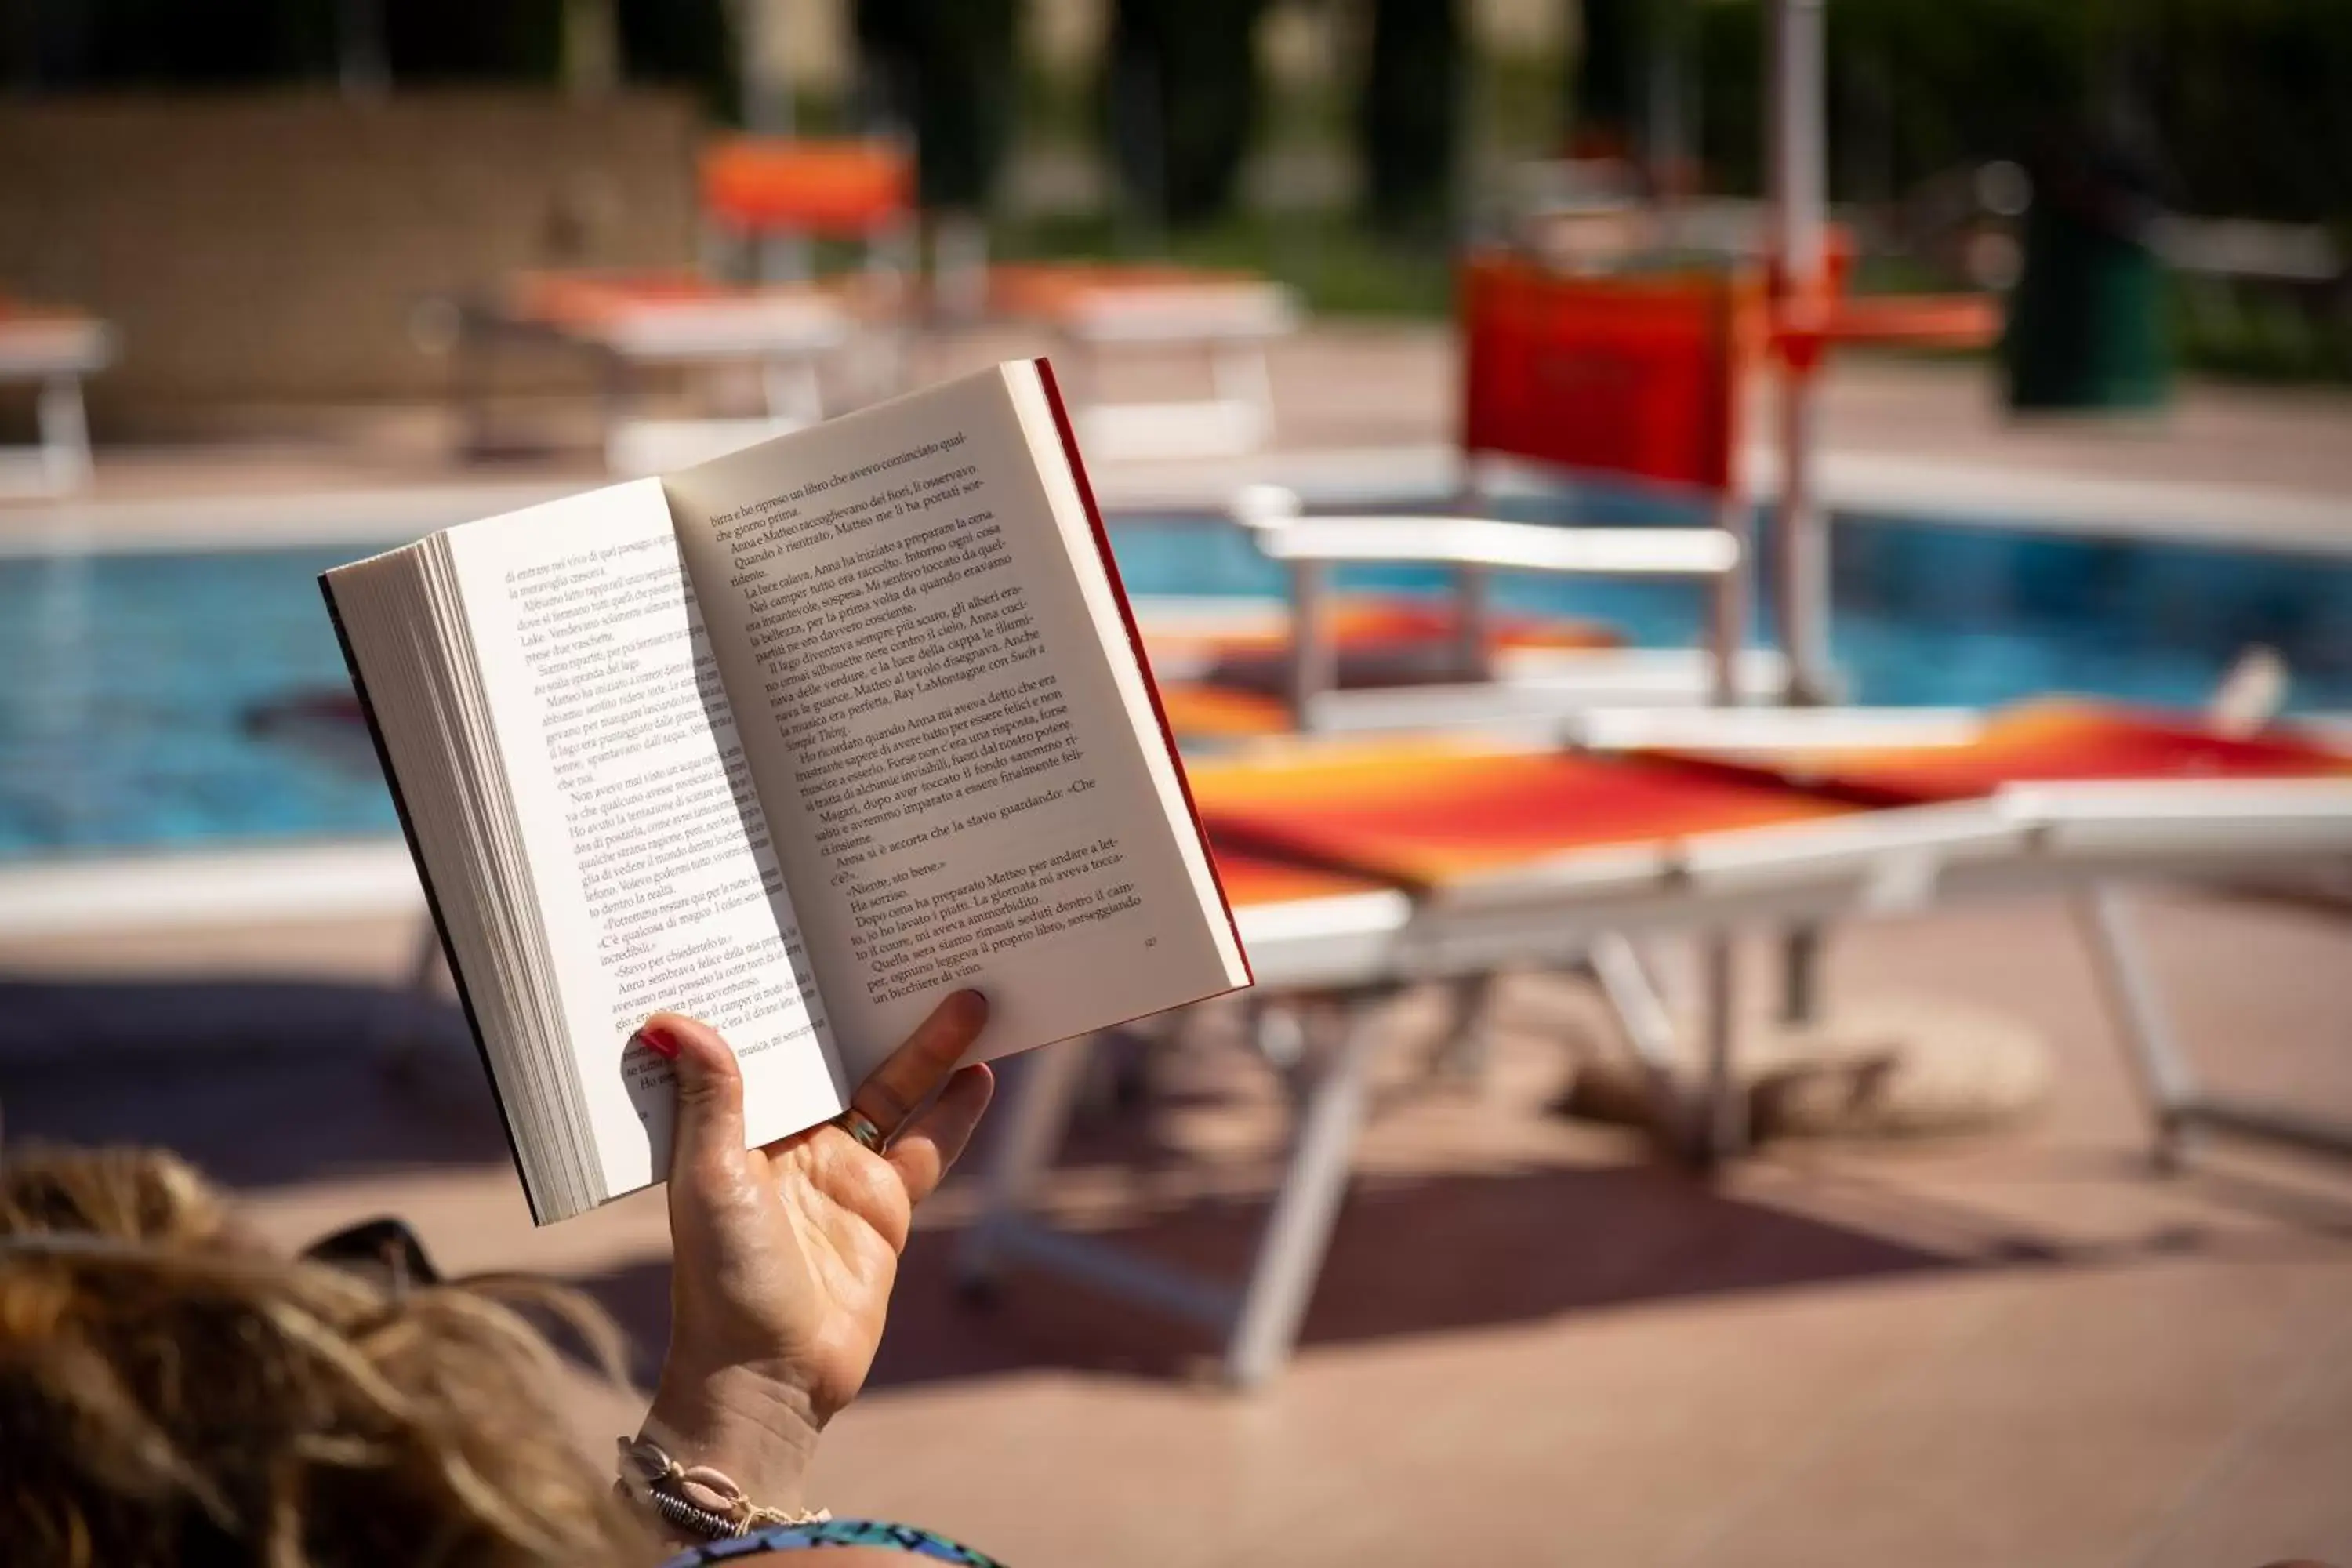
[849,989,989,1138]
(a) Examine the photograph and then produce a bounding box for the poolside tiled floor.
[8,328,2352,551]
[6,885,2352,1567]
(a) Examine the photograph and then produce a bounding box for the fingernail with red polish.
[634,1022,681,1060]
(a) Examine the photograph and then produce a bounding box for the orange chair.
[1460,256,1764,501]
[1460,247,2002,706]
[1113,263,1783,746]
[699,136,915,248]
[445,143,916,470]
[1457,256,1772,706]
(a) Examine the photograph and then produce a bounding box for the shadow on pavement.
[0,977,506,1184]
[570,1161,1953,1392]
[16,974,2318,1397]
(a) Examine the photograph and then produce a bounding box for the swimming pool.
[2,512,2348,860]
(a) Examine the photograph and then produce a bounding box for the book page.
[666,365,1245,1083]
[441,481,846,1199]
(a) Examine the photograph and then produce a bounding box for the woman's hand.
[633,992,994,1508]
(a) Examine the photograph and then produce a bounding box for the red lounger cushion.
[1698,699,2352,808]
[1189,741,1851,887]
[1209,847,1396,909]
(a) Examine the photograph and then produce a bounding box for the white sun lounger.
[447,281,854,475]
[0,308,114,496]
[1004,275,1300,461]
[958,737,2352,1388]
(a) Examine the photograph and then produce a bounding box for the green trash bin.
[2004,136,2172,412]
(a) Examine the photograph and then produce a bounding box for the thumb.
[638,1013,745,1189]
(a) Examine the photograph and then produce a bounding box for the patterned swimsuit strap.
[658,1517,1008,1567]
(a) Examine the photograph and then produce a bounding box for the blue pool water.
[3,512,2349,859]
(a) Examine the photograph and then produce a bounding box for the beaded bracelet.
[616,1436,830,1541]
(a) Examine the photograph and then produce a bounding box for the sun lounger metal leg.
[1695,933,1747,1167]
[1590,934,1690,1144]
[2078,884,2352,1169]
[454,316,493,458]
[1225,996,1381,1388]
[1211,339,1276,448]
[950,994,1388,1387]
[1707,493,1751,706]
[761,358,824,426]
[1779,924,1824,1025]
[2074,887,2198,1168]
[405,918,445,997]
[1771,362,1841,706]
[757,233,814,285]
[1451,564,1494,683]
[369,920,451,1072]
[956,1033,1095,1287]
[1429,973,1498,1086]
[37,373,93,492]
[1286,557,1337,731]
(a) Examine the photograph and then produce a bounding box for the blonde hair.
[0,1145,657,1568]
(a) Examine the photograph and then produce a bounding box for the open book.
[324,362,1250,1222]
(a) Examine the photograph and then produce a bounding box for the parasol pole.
[1766,0,1835,706]
[1764,0,1836,1051]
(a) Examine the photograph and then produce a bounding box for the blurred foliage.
[1013,44,1100,152]
[379,0,563,82]
[1479,47,1567,176]
[613,0,735,119]
[2138,0,2352,226]
[15,0,2352,378]
[998,209,1451,318]
[1,0,734,101]
[856,0,1018,210]
[1669,0,2352,381]
[1685,0,2352,223]
[1105,0,1269,227]
[1358,0,1463,235]
[1573,0,1644,146]
[2172,281,2352,384]
[2,0,339,83]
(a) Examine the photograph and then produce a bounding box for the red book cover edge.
[1030,356,1254,986]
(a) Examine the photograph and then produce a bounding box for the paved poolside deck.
[7,325,2352,550]
[5,328,2352,1564]
[5,883,2352,1568]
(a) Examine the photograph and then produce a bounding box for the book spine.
[318,575,549,1225]
[1029,357,1253,985]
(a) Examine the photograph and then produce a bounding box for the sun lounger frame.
[1229,504,1759,726]
[1036,281,1300,462]
[445,291,849,474]
[0,313,114,496]
[958,766,2352,1388]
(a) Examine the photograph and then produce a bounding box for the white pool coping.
[1743,447,2352,557]
[5,438,2351,558]
[0,841,423,940]
[0,480,584,557]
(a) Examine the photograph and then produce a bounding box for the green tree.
[1106,0,1269,228]
[856,0,1018,211]
[1359,0,1462,234]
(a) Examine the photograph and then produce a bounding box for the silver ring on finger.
[832,1108,889,1152]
